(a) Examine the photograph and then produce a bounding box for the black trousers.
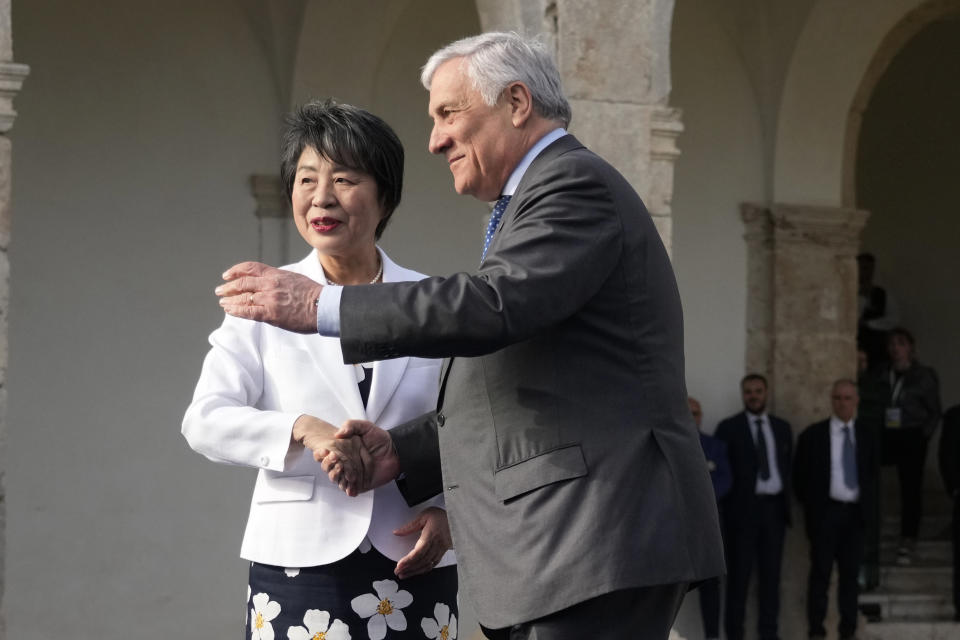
[724,496,786,640]
[806,500,864,638]
[882,427,928,538]
[480,583,687,640]
[698,576,721,639]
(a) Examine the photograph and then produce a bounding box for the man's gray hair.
[421,32,572,127]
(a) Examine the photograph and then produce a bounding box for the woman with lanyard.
[882,327,941,565]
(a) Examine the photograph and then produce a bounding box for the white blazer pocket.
[255,474,315,503]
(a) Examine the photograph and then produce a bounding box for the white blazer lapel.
[364,248,412,423]
[297,253,367,420]
[367,357,409,424]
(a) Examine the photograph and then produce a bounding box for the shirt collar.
[830,415,856,432]
[500,128,567,197]
[746,411,768,423]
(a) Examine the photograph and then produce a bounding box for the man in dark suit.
[715,373,792,640]
[794,379,879,640]
[216,31,724,640]
[690,396,731,640]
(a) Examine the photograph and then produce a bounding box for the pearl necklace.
[323,259,383,286]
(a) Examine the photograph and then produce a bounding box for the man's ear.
[506,82,534,127]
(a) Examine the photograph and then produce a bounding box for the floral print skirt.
[246,546,458,640]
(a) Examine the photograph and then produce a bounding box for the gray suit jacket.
[339,134,725,627]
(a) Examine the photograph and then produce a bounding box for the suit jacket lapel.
[741,413,759,471]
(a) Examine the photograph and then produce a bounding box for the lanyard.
[889,369,905,405]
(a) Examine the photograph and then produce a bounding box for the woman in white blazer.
[183,101,456,640]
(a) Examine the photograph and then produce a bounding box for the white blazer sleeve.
[182,314,303,472]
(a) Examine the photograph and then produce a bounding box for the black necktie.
[755,418,771,481]
[842,425,858,491]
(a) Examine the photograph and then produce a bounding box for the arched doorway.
[851,6,960,411]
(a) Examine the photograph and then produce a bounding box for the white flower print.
[350,579,413,640]
[246,585,252,625]
[285,567,301,578]
[250,592,281,640]
[421,602,457,640]
[287,609,351,640]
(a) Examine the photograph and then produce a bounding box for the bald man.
[794,380,879,640]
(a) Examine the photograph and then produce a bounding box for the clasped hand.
[296,418,446,577]
[294,416,400,497]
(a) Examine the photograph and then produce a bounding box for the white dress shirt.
[829,415,860,503]
[747,412,784,495]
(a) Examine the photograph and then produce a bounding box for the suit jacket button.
[437,412,446,427]
[259,455,270,466]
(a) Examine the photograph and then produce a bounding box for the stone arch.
[773,0,927,206]
[842,0,960,207]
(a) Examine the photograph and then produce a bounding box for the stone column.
[473,0,682,253]
[0,0,27,632]
[742,202,869,640]
[742,203,868,427]
[248,174,291,266]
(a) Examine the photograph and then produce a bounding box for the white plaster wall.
[671,0,766,430]
[774,0,926,206]
[856,14,960,412]
[6,1,289,637]
[670,3,766,634]
[7,1,490,638]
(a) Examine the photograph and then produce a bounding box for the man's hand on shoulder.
[216,261,322,333]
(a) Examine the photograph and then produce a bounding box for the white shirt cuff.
[316,286,342,337]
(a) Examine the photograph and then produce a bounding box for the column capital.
[0,62,28,133]
[740,202,774,245]
[249,174,288,219]
[770,203,870,250]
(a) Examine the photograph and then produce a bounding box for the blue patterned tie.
[842,424,858,490]
[481,195,512,264]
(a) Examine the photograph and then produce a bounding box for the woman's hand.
[393,507,452,579]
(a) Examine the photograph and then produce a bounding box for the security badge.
[885,407,902,428]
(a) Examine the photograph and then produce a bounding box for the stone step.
[862,620,960,640]
[881,514,952,540]
[879,539,952,564]
[878,564,952,592]
[859,590,954,621]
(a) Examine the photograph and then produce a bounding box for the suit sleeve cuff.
[392,413,443,506]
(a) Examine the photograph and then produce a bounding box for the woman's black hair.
[280,99,404,239]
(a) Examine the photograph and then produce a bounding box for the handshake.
[292,415,400,496]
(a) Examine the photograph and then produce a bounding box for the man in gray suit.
[218,32,724,639]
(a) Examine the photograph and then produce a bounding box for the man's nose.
[428,123,450,155]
